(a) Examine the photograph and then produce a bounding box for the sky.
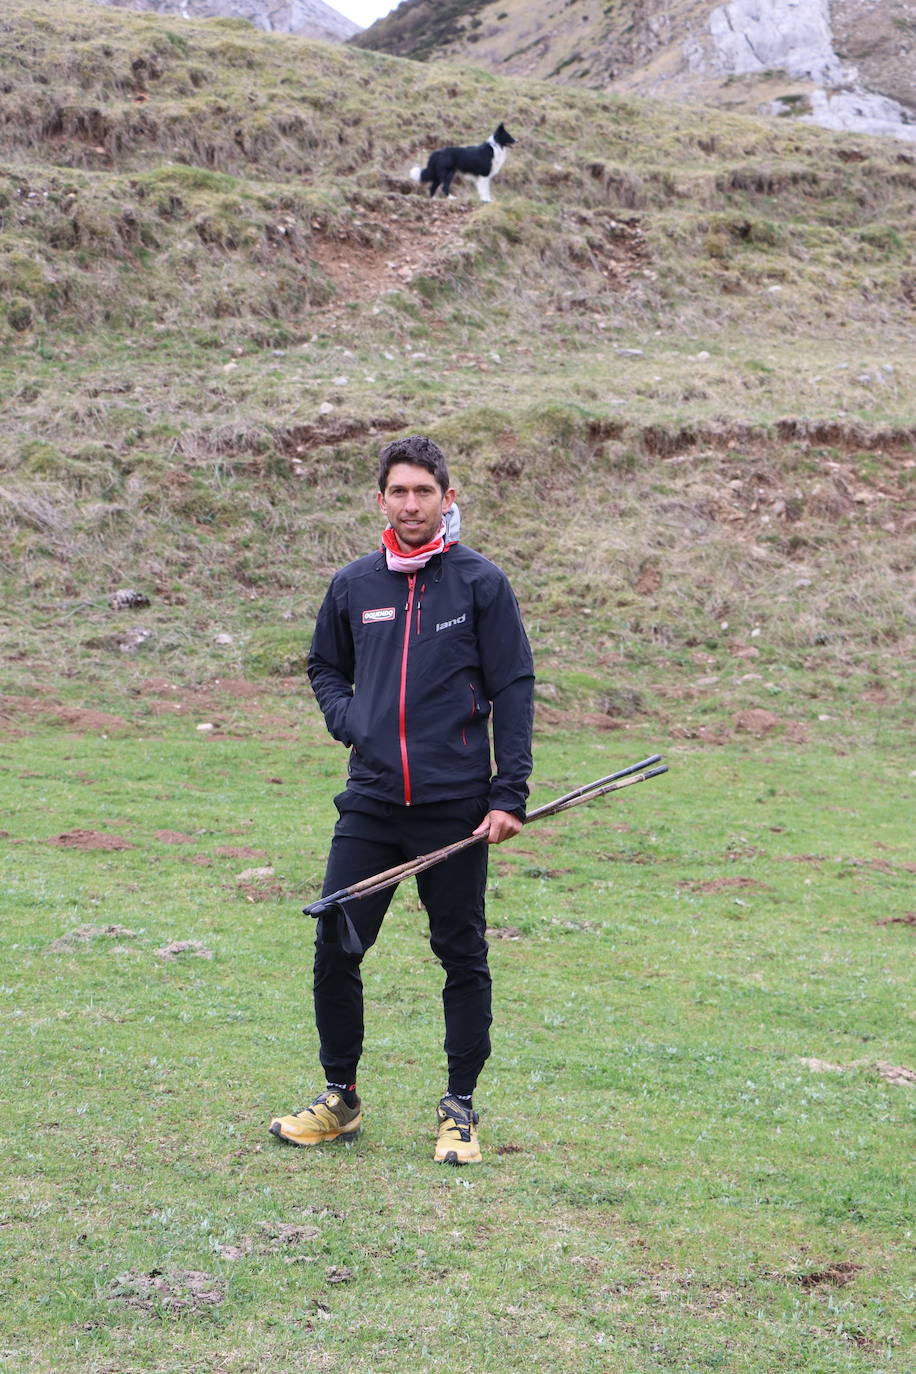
[331,1,400,29]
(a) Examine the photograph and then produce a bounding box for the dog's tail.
[410,165,429,183]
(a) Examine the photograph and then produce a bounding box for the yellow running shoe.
[269,1090,361,1146]
[434,1095,482,1165]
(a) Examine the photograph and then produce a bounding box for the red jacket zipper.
[398,575,416,804]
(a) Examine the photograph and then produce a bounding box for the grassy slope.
[351,0,662,80]
[1,1,913,735]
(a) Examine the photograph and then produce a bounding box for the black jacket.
[308,542,534,813]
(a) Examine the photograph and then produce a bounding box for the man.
[269,434,534,1164]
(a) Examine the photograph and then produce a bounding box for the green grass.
[0,6,913,1365]
[1,701,914,1372]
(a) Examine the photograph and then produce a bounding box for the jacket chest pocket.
[416,616,477,670]
[352,608,401,658]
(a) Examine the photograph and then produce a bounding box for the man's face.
[378,462,455,551]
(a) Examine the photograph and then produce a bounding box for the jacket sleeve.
[476,571,535,817]
[307,577,355,745]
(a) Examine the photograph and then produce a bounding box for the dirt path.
[305,190,650,311]
[307,194,474,307]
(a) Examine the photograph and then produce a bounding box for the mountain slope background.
[0,0,913,740]
[353,0,916,141]
[91,0,361,43]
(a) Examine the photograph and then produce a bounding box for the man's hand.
[473,809,523,845]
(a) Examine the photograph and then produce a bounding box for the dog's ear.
[496,123,516,145]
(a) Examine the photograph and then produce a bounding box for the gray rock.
[693,0,916,142]
[705,0,851,84]
[804,85,916,140]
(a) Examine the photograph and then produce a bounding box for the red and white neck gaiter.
[381,520,447,573]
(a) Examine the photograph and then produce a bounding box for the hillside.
[352,0,916,141]
[91,0,361,43]
[0,0,913,740]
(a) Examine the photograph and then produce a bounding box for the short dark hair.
[377,434,450,494]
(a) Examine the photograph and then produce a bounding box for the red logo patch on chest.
[362,607,396,624]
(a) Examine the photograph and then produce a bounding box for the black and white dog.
[410,123,515,202]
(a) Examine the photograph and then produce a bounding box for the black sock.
[448,1090,473,1109]
[327,1081,358,1108]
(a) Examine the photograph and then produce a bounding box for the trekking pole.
[525,753,662,821]
[303,755,668,917]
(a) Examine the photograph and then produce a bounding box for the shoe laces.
[438,1097,478,1138]
[292,1090,336,1116]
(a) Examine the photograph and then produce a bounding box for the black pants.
[313,791,491,1097]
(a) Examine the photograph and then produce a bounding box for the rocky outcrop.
[698,0,850,83]
[688,0,916,140]
[804,84,916,139]
[356,0,916,144]
[90,1,361,43]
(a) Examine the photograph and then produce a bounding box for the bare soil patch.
[535,703,630,731]
[876,1062,916,1086]
[135,676,269,718]
[154,939,213,960]
[307,194,649,315]
[259,1221,321,1253]
[733,709,782,737]
[51,706,133,733]
[795,1261,862,1290]
[326,1265,354,1283]
[105,1268,225,1314]
[0,694,132,734]
[308,195,473,306]
[235,879,285,902]
[679,875,764,893]
[46,828,134,850]
[50,923,136,951]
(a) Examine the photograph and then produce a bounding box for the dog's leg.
[441,173,455,198]
[475,176,492,203]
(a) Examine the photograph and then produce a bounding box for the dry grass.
[0,0,912,724]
